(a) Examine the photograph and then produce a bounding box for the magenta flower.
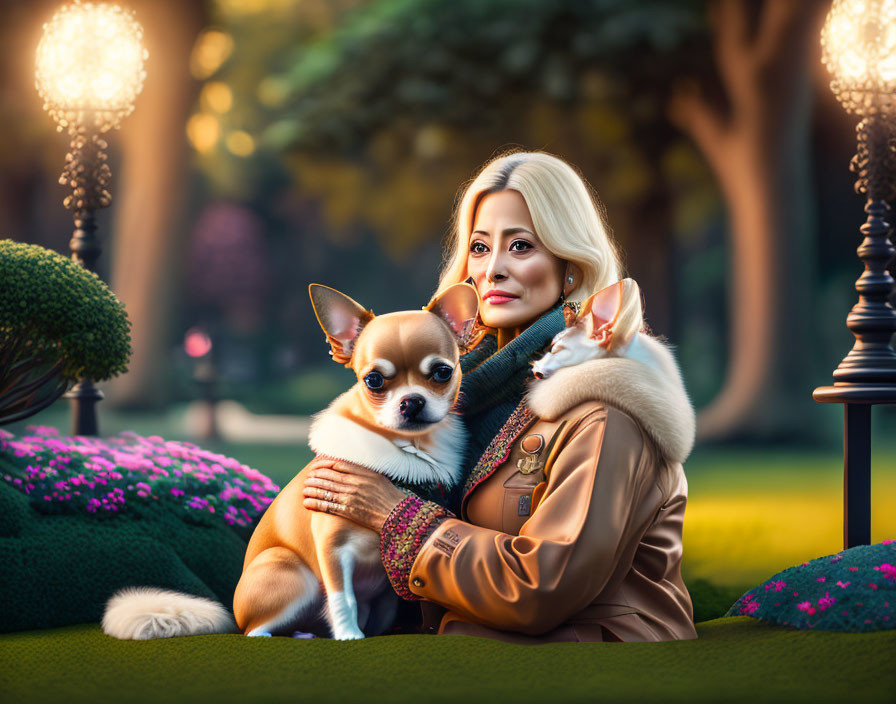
[876,563,896,581]
[740,600,760,615]
[817,592,836,611]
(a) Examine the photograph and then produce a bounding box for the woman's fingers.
[303,475,349,494]
[303,497,348,516]
[304,485,341,503]
[301,458,407,531]
[306,467,358,485]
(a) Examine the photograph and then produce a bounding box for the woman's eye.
[364,371,385,390]
[510,240,533,252]
[431,364,453,383]
[470,241,488,254]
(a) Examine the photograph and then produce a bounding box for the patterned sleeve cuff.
[380,494,453,601]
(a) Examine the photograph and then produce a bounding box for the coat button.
[521,434,545,454]
[412,577,425,588]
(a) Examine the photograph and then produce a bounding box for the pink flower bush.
[727,541,896,632]
[0,426,278,532]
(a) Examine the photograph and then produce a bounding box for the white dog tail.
[102,586,237,640]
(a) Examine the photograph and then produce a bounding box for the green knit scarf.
[442,302,566,512]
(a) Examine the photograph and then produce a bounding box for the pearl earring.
[567,276,574,284]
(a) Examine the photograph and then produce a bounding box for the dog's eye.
[364,371,385,390]
[431,364,453,383]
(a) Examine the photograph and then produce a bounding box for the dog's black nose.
[399,394,426,420]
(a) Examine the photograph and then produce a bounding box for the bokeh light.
[187,113,220,153]
[225,130,256,156]
[201,82,234,114]
[821,0,896,115]
[35,1,147,131]
[184,328,213,358]
[190,29,234,80]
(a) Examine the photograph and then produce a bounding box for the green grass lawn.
[1,618,894,704]
[682,447,896,588]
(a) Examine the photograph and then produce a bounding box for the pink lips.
[483,290,519,305]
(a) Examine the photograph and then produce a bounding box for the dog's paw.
[332,626,365,640]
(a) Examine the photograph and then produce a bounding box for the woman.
[302,151,698,643]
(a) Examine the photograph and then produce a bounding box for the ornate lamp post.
[814,0,896,548]
[35,0,147,435]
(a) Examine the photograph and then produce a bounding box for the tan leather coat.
[402,335,698,643]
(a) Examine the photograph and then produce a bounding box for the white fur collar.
[526,334,695,464]
[307,405,466,488]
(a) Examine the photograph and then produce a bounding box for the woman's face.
[467,189,567,331]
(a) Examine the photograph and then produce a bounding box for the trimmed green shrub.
[0,425,279,633]
[0,239,131,425]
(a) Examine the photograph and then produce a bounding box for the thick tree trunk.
[669,0,828,441]
[105,0,206,408]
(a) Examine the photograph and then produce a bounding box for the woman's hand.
[302,457,408,533]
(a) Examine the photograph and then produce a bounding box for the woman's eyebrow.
[471,226,535,237]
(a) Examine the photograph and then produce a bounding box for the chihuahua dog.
[102,282,480,641]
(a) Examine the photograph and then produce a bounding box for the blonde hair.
[437,150,643,342]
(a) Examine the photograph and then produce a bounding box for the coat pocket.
[502,487,537,535]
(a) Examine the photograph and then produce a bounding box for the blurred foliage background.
[0,0,893,447]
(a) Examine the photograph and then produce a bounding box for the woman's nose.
[485,249,508,282]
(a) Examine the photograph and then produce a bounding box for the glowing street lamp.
[814,0,896,548]
[35,0,147,435]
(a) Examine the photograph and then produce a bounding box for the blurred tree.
[250,0,827,439]
[668,0,829,440]
[106,0,208,408]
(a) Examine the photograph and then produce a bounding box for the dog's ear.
[580,280,626,350]
[309,284,375,366]
[425,282,485,352]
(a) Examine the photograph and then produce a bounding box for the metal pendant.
[516,433,545,475]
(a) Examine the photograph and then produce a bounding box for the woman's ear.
[308,284,375,366]
[563,262,584,298]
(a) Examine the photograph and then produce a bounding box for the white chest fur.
[307,401,466,489]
